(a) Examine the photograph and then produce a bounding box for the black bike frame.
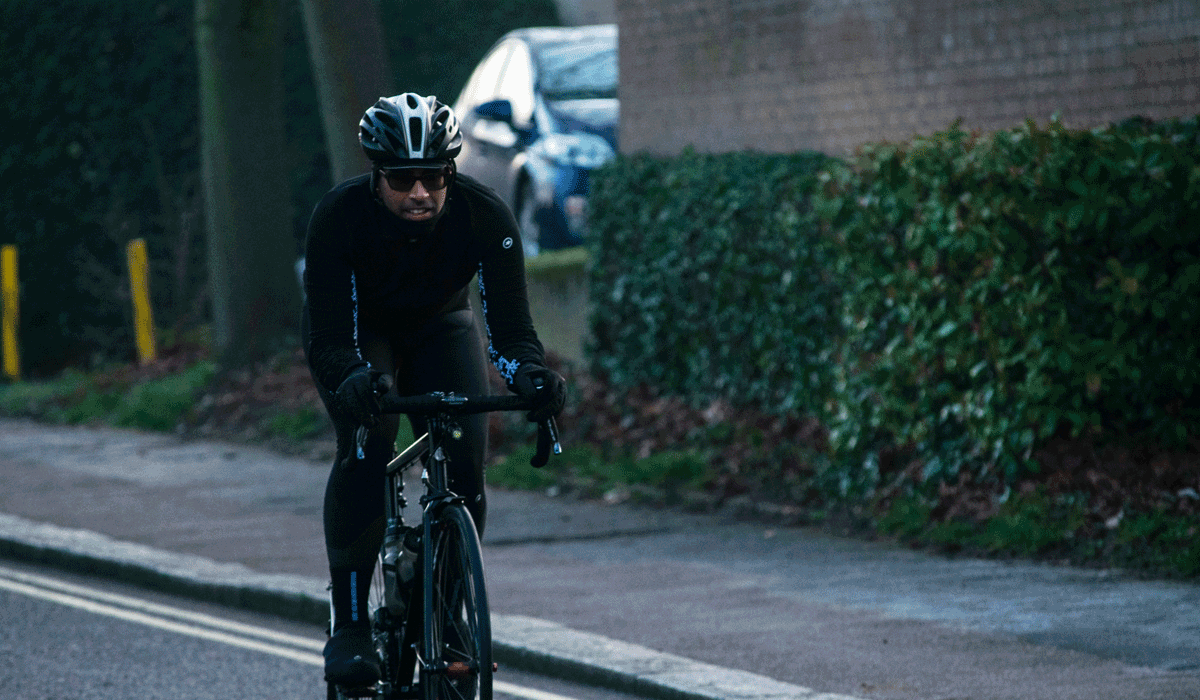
[370,392,559,698]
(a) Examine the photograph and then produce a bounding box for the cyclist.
[301,93,566,690]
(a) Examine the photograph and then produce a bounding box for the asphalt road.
[0,560,651,700]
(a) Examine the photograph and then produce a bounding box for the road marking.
[0,573,324,665]
[493,682,580,700]
[0,563,323,650]
[0,565,578,700]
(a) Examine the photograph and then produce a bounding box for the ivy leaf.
[1067,203,1087,229]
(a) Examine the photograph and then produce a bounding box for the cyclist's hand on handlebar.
[371,371,394,396]
[334,367,392,428]
[508,362,566,423]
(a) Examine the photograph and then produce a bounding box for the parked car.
[452,24,618,256]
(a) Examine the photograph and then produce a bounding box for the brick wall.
[615,0,1200,154]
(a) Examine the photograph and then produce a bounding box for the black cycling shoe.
[324,625,381,690]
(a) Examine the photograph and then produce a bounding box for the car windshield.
[535,39,617,101]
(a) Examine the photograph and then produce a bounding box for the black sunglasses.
[381,166,452,192]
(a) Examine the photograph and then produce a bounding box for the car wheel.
[516,186,541,257]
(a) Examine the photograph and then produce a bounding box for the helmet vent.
[408,117,424,155]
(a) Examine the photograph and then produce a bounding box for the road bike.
[328,391,560,700]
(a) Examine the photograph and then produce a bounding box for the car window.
[496,42,535,127]
[457,42,512,112]
[535,38,617,101]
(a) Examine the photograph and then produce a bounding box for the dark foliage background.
[0,1,201,372]
[0,0,559,376]
[381,0,561,104]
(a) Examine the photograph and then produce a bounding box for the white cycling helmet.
[359,93,463,165]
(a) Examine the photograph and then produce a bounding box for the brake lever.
[530,416,562,468]
[546,416,562,455]
[354,424,368,461]
[355,372,392,461]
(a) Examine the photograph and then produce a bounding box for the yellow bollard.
[126,238,157,365]
[1,245,18,380]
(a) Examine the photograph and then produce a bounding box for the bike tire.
[421,504,492,700]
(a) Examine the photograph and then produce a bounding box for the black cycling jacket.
[303,171,545,395]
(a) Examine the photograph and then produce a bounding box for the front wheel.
[421,505,492,700]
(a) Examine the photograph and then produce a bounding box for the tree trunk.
[299,0,394,184]
[195,0,300,368]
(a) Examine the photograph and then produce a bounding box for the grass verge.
[488,442,709,497]
[878,490,1200,578]
[0,361,216,431]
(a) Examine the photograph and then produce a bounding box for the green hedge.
[588,116,1199,497]
[820,116,1200,493]
[587,149,837,414]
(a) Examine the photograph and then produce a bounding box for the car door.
[487,41,536,206]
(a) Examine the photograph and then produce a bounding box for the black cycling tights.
[304,308,489,571]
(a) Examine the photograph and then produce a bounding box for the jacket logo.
[502,237,514,249]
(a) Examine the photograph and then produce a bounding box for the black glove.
[333,367,392,428]
[508,362,566,423]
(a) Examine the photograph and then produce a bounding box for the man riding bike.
[301,93,566,689]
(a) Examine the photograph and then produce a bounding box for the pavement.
[0,417,1198,700]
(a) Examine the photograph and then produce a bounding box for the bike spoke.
[421,507,490,700]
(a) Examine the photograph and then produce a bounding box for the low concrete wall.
[472,247,591,369]
[524,247,590,368]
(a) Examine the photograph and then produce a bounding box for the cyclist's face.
[377,166,449,221]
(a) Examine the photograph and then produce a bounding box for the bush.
[819,116,1200,495]
[587,149,838,415]
[585,117,1198,505]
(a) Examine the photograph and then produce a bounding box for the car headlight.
[532,133,615,169]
